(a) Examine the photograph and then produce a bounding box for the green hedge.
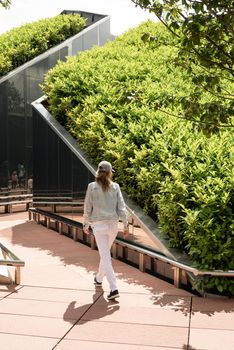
[42,21,234,296]
[0,14,86,77]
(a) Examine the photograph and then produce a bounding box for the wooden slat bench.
[33,200,84,213]
[0,194,32,213]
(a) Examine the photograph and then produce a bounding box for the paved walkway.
[0,212,233,350]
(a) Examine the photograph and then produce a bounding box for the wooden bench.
[0,200,32,213]
[33,200,84,213]
[0,194,32,213]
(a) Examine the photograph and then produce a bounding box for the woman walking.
[83,160,129,300]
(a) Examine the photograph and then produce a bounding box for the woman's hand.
[83,227,89,235]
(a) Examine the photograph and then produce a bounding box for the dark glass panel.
[58,137,73,196]
[83,27,98,50]
[0,81,8,188]
[0,13,111,197]
[72,153,94,199]
[33,111,48,194]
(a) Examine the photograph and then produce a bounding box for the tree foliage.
[132,0,234,133]
[0,0,11,8]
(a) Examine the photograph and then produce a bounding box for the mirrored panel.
[0,12,111,212]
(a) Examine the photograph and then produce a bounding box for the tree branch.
[156,107,234,129]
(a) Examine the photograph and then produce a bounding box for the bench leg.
[46,217,50,229]
[72,227,77,241]
[111,243,117,259]
[139,252,146,272]
[173,267,181,288]
[90,235,96,250]
[58,222,63,234]
[15,267,21,284]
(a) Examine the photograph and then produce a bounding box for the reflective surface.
[0,11,111,196]
[0,52,68,193]
[33,108,94,200]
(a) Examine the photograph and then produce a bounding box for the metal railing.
[113,239,234,287]
[0,243,25,284]
[28,207,234,294]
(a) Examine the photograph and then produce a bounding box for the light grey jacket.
[83,181,128,229]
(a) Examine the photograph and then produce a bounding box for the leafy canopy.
[132,0,234,133]
[0,0,11,8]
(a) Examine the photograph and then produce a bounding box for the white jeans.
[92,220,118,291]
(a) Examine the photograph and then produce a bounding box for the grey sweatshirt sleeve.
[116,184,129,230]
[83,183,93,228]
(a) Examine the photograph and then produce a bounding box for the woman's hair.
[95,169,112,191]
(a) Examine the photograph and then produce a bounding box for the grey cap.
[98,160,115,172]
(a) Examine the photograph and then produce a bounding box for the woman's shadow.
[63,287,120,325]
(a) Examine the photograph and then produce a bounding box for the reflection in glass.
[0,14,111,198]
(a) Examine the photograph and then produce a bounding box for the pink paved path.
[0,212,233,350]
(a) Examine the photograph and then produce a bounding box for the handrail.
[0,243,25,284]
[28,207,234,279]
[0,243,25,267]
[116,238,234,278]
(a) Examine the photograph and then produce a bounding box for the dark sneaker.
[107,290,119,300]
[94,276,102,286]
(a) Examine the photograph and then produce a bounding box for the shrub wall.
[0,14,86,77]
[42,21,234,296]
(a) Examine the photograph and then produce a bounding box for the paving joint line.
[0,285,24,301]
[51,290,105,350]
[186,296,193,350]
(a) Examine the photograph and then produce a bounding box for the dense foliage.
[0,14,86,77]
[132,0,234,133]
[0,0,11,8]
[42,22,234,295]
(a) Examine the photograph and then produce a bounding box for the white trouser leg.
[92,221,118,291]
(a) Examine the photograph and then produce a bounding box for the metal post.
[132,218,134,235]
[122,246,128,260]
[173,267,181,288]
[46,217,50,229]
[112,243,117,259]
[150,257,155,273]
[15,267,21,284]
[139,252,145,272]
[35,213,38,222]
[72,227,77,241]
[58,222,63,234]
[90,234,96,250]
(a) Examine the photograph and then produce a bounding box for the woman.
[83,160,129,300]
